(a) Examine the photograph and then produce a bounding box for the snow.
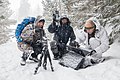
[0,29,120,80]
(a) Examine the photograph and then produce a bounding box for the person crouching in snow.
[29,17,46,63]
[16,16,46,65]
[75,17,110,67]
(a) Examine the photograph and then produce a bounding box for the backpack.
[15,17,36,42]
[15,17,35,51]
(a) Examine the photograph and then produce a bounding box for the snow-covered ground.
[0,36,120,80]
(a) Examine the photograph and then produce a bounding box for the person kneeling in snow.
[75,17,110,67]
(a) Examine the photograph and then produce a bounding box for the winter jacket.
[48,22,76,45]
[76,17,109,55]
[33,27,46,44]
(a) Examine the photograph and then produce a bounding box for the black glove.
[53,13,56,22]
[69,41,80,48]
[58,43,66,49]
[88,50,96,56]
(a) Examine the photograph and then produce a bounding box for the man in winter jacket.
[48,17,76,60]
[16,16,46,65]
[75,17,109,66]
[29,18,46,62]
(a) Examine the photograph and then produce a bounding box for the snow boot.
[20,52,28,66]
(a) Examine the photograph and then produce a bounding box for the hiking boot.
[20,52,27,66]
[20,59,26,66]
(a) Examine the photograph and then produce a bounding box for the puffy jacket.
[48,19,76,44]
[76,17,109,54]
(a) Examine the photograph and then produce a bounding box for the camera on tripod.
[36,39,47,46]
[33,27,45,45]
[35,28,43,33]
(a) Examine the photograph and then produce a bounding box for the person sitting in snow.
[75,17,110,67]
[48,16,76,60]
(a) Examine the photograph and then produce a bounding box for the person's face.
[84,22,95,34]
[62,19,67,24]
[37,21,44,28]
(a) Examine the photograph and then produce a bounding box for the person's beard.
[62,23,67,26]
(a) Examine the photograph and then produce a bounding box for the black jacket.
[33,27,45,43]
[48,22,76,44]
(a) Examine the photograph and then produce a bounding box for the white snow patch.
[0,35,120,80]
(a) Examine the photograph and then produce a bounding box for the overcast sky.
[9,0,43,20]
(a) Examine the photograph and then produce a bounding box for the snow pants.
[50,40,66,58]
[83,38,104,67]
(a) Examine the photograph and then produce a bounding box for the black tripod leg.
[34,53,43,75]
[43,53,47,70]
[47,50,54,72]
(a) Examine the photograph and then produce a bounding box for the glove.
[58,43,66,49]
[53,14,56,21]
[69,41,80,48]
[88,50,96,56]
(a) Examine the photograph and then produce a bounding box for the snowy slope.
[0,36,120,80]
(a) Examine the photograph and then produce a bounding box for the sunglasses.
[85,26,95,30]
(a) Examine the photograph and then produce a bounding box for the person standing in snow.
[48,17,76,60]
[75,17,110,66]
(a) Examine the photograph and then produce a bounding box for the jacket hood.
[87,17,102,31]
[60,17,71,25]
[35,16,45,24]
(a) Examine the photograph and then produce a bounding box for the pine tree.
[62,0,120,44]
[0,0,13,44]
[42,0,120,44]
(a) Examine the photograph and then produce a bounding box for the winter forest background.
[0,0,120,45]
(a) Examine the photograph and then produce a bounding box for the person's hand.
[17,42,23,45]
[69,41,80,48]
[58,43,66,49]
[88,50,101,58]
[87,50,96,56]
[91,52,102,58]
